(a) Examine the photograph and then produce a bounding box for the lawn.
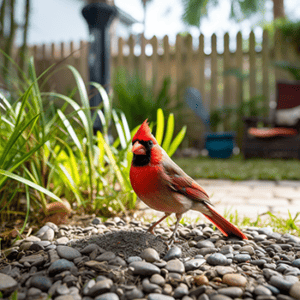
[174,155,300,181]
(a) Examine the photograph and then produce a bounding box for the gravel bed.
[1,217,300,300]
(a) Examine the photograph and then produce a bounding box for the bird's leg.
[148,213,171,234]
[169,213,182,245]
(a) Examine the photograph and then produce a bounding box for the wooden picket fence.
[26,30,290,145]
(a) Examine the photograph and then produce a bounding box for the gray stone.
[57,283,70,295]
[215,266,235,276]
[48,259,75,276]
[88,279,113,297]
[196,240,215,248]
[173,283,189,298]
[163,246,182,261]
[25,235,41,242]
[165,259,185,274]
[19,241,33,251]
[27,287,42,297]
[19,254,44,264]
[207,253,227,266]
[109,256,126,267]
[96,252,116,262]
[240,245,255,255]
[210,295,232,300]
[130,261,160,276]
[140,248,160,262]
[218,287,243,297]
[57,245,82,260]
[234,254,251,263]
[55,295,74,300]
[292,258,300,268]
[126,256,142,264]
[184,258,206,271]
[290,282,300,299]
[56,237,69,245]
[0,273,18,295]
[30,275,52,292]
[148,293,175,300]
[40,227,55,241]
[270,275,293,292]
[80,244,100,255]
[150,274,166,286]
[254,285,272,296]
[95,292,120,300]
[125,288,144,299]
[142,278,161,293]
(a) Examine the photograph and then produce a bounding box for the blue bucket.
[205,132,236,159]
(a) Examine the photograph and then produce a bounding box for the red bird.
[130,120,247,241]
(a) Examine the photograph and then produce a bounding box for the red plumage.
[130,120,247,240]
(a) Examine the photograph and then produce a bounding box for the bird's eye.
[148,140,153,146]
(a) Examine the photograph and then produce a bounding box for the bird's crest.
[133,119,156,143]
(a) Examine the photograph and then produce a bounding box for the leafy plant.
[0,55,187,234]
[276,19,300,53]
[112,68,172,129]
[273,61,300,81]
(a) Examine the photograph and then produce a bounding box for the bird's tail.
[203,205,248,240]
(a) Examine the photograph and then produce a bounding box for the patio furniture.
[242,81,300,159]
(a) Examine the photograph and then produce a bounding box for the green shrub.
[112,68,172,129]
[0,57,187,230]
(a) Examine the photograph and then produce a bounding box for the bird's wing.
[161,152,210,203]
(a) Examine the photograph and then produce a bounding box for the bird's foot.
[147,227,155,235]
[166,234,180,249]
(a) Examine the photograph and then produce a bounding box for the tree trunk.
[19,0,30,76]
[3,0,17,84]
[272,0,285,20]
[0,0,7,38]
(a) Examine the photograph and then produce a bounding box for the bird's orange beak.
[132,141,146,155]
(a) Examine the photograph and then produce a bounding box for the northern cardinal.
[130,120,247,241]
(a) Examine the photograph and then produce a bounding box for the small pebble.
[222,274,247,287]
[165,259,185,274]
[207,253,228,266]
[140,248,160,262]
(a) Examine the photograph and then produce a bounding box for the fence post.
[262,29,270,114]
[210,34,218,112]
[249,31,256,99]
[82,2,117,132]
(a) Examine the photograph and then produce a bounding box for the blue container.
[205,132,236,159]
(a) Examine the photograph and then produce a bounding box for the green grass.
[145,210,300,237]
[174,155,300,181]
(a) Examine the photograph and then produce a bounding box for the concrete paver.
[138,179,300,223]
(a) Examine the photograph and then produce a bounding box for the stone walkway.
[139,179,300,222]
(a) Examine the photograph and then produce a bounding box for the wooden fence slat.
[163,35,170,79]
[249,31,256,99]
[236,31,243,103]
[80,40,89,82]
[151,35,158,90]
[175,34,182,96]
[262,29,269,111]
[210,34,218,112]
[51,43,55,60]
[42,44,46,60]
[117,37,124,67]
[128,35,135,73]
[139,33,146,78]
[60,42,65,59]
[185,34,193,86]
[198,34,205,98]
[235,31,244,145]
[223,32,231,130]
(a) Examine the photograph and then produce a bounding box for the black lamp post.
[82,2,117,133]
